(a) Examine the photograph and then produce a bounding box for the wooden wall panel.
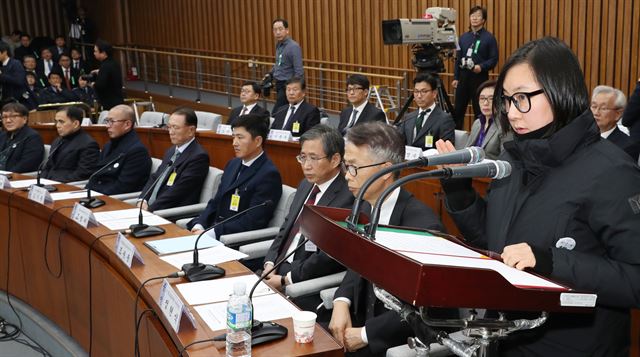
[0,0,67,41]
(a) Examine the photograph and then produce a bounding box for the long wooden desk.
[0,175,342,356]
[32,124,489,237]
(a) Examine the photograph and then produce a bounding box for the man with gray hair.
[86,104,151,194]
[263,124,353,309]
[590,85,639,161]
[329,122,444,356]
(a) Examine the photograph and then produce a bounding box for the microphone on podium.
[79,153,124,208]
[34,143,64,192]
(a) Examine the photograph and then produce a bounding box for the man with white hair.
[590,85,639,161]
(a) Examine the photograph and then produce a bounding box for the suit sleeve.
[149,152,210,211]
[105,147,150,195]
[0,63,26,86]
[622,81,640,128]
[334,269,358,301]
[304,106,320,133]
[60,140,99,182]
[13,133,44,173]
[214,168,283,236]
[479,35,499,72]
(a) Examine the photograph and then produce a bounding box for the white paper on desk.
[93,208,171,230]
[50,190,105,201]
[0,170,11,175]
[194,294,299,332]
[10,179,59,188]
[160,246,248,274]
[177,274,272,306]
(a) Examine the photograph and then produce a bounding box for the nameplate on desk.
[70,202,98,228]
[0,175,11,189]
[158,279,197,333]
[27,185,52,204]
[216,124,233,135]
[115,233,144,268]
[268,129,292,142]
[404,146,423,161]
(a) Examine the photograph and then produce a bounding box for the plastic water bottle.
[226,282,252,357]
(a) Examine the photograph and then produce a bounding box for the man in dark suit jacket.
[90,39,124,110]
[86,105,151,195]
[138,107,210,212]
[0,42,28,105]
[38,71,79,104]
[41,106,99,182]
[51,36,70,62]
[58,54,81,90]
[0,102,44,173]
[262,125,354,300]
[13,34,39,62]
[36,48,60,80]
[591,85,640,161]
[330,122,444,357]
[338,74,386,135]
[270,77,320,138]
[228,81,270,126]
[187,114,282,239]
[399,73,455,150]
[70,47,89,75]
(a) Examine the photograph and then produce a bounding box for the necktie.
[47,61,52,71]
[282,105,296,129]
[278,185,321,263]
[240,106,248,116]
[73,60,78,69]
[148,149,180,206]
[64,69,71,90]
[415,109,430,133]
[347,109,359,128]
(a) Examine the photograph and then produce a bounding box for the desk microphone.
[79,152,124,208]
[35,143,63,192]
[154,113,168,128]
[182,200,273,282]
[128,159,175,238]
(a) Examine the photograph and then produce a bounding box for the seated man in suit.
[70,47,88,75]
[262,125,354,305]
[0,102,44,173]
[86,104,151,195]
[591,85,639,161]
[38,71,79,104]
[41,106,99,182]
[37,48,58,80]
[228,81,270,126]
[138,106,210,212]
[338,74,386,135]
[58,54,80,90]
[329,122,444,357]
[270,77,320,138]
[187,114,283,239]
[51,35,69,62]
[399,73,455,150]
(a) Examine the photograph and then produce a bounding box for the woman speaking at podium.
[436,37,640,356]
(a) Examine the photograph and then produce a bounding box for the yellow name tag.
[292,121,300,133]
[166,172,177,186]
[425,135,434,148]
[230,192,240,212]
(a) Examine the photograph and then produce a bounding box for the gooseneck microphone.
[79,152,124,208]
[182,200,273,282]
[35,143,63,192]
[348,147,485,231]
[128,159,175,238]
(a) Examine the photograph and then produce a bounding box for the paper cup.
[292,311,317,343]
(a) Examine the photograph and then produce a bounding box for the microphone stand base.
[212,320,288,346]
[181,262,225,281]
[33,184,57,192]
[79,197,105,208]
[130,225,166,238]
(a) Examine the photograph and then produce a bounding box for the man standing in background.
[266,18,304,114]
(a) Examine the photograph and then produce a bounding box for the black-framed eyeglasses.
[341,161,386,177]
[501,89,544,114]
[296,155,327,165]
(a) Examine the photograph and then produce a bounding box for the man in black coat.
[262,125,354,306]
[337,74,386,135]
[86,104,151,195]
[138,106,209,212]
[187,114,282,239]
[0,42,28,105]
[622,78,640,161]
[0,102,44,173]
[270,77,320,138]
[90,39,124,110]
[41,106,99,182]
[38,71,79,104]
[591,85,640,161]
[58,54,81,90]
[398,73,455,150]
[13,34,38,62]
[228,81,270,126]
[329,122,443,357]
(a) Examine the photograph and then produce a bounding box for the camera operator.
[264,18,304,114]
[86,39,124,110]
[451,6,498,130]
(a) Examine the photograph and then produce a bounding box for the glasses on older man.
[104,118,128,126]
[341,161,386,177]
[296,155,327,165]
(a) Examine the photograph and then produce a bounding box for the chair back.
[268,184,297,227]
[195,111,222,130]
[199,167,224,202]
[139,112,167,127]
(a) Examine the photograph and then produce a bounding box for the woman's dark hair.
[476,79,497,98]
[494,37,589,136]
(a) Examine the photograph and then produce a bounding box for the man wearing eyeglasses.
[0,102,43,173]
[590,85,639,161]
[85,104,151,195]
[330,122,444,356]
[137,106,209,212]
[337,74,386,135]
[399,73,455,151]
[262,125,353,309]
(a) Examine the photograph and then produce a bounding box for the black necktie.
[415,108,431,133]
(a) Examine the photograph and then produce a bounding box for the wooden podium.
[299,205,595,313]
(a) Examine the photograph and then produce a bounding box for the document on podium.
[93,208,171,230]
[374,227,567,290]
